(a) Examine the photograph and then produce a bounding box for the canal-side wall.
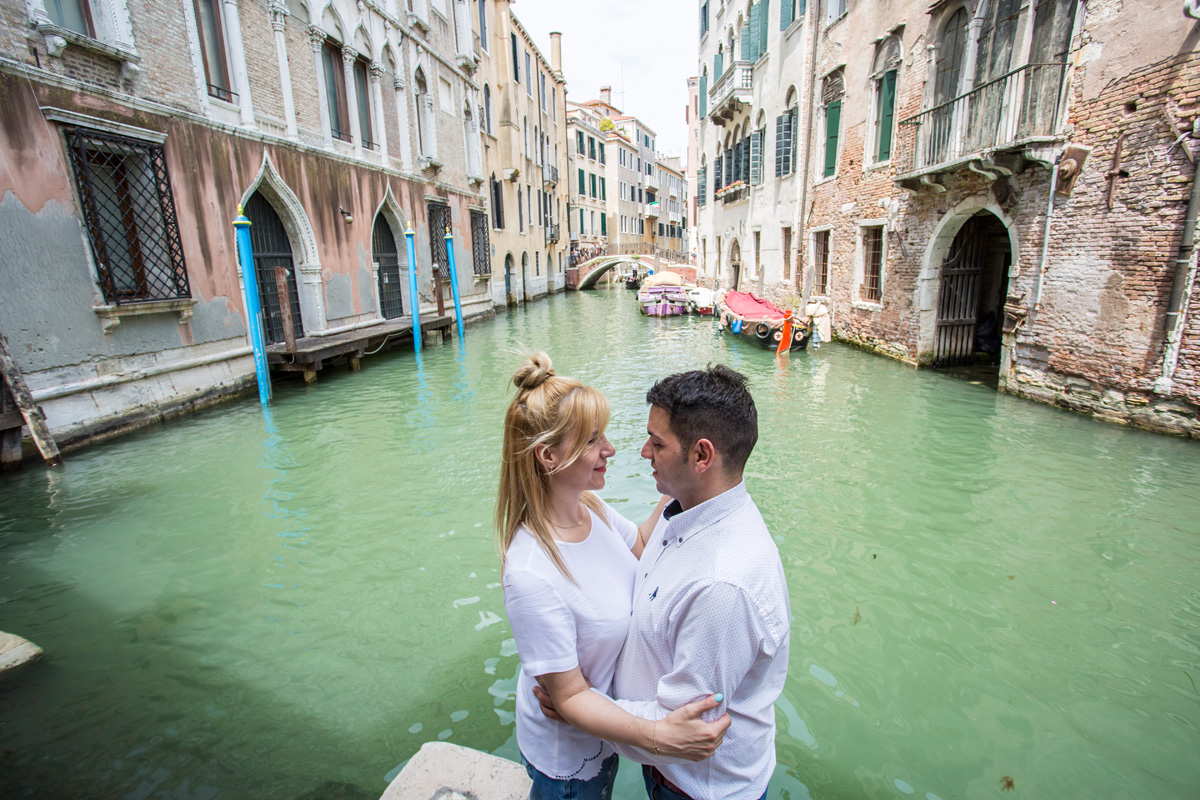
[0,0,520,457]
[807,0,1200,437]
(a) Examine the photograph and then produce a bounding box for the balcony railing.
[708,61,752,125]
[646,201,660,218]
[542,164,558,186]
[895,62,1069,178]
[546,223,560,243]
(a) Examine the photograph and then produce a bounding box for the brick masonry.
[803,0,1200,438]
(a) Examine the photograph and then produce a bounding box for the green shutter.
[781,0,793,29]
[601,178,606,200]
[824,100,841,177]
[740,23,751,60]
[578,168,585,195]
[700,75,708,116]
[714,51,723,79]
[877,70,897,162]
[748,3,761,61]
[590,173,597,198]
[579,208,584,231]
[759,0,769,55]
[601,214,607,235]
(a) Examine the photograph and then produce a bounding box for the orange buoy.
[776,310,793,355]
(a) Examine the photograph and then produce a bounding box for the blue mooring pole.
[233,205,272,406]
[404,226,421,353]
[443,225,465,340]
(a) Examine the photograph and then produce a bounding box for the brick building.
[693,0,1200,436]
[0,0,503,452]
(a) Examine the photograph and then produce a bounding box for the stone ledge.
[379,742,530,800]
[0,631,43,674]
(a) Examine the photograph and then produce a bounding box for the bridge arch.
[577,255,650,289]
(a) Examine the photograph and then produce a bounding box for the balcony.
[708,61,753,126]
[894,63,1069,190]
[646,201,660,219]
[542,164,558,187]
[715,182,748,205]
[546,223,561,243]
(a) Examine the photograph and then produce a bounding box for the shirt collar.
[658,481,750,549]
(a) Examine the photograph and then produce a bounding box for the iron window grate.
[427,202,453,279]
[814,230,830,294]
[65,126,190,305]
[862,227,883,302]
[470,210,491,276]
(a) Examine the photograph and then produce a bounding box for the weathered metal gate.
[245,193,304,345]
[427,202,452,278]
[373,216,403,319]
[934,216,986,367]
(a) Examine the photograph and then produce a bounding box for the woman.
[496,353,728,800]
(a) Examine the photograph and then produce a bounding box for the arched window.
[871,36,901,163]
[483,84,492,134]
[414,67,429,156]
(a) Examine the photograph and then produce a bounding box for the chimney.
[600,86,612,106]
[550,31,562,75]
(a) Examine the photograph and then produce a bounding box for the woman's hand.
[653,694,731,761]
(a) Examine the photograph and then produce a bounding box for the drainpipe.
[1154,138,1200,395]
[1032,152,1062,312]
[795,0,820,307]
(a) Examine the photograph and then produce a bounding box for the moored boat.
[638,271,689,316]
[717,291,811,351]
[685,287,716,315]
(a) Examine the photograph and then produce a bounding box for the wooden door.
[934,217,986,367]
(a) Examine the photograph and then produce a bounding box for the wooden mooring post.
[0,333,61,470]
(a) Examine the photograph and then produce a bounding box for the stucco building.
[693,0,816,296]
[565,102,608,250]
[476,1,567,304]
[0,0,499,452]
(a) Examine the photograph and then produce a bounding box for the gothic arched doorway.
[245,193,304,344]
[933,210,1011,372]
[729,239,742,292]
[373,214,404,319]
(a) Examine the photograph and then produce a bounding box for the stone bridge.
[576,255,693,289]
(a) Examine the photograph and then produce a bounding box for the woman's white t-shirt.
[502,501,639,781]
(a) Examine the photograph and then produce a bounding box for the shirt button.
[678,537,682,543]
[662,539,668,545]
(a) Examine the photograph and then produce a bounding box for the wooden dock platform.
[266,314,455,382]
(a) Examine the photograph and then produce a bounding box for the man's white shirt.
[608,481,791,800]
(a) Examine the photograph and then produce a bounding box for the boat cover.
[724,291,785,320]
[644,271,684,287]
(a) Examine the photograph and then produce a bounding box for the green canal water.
[2,288,1200,800]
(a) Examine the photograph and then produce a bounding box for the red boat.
[717,291,811,351]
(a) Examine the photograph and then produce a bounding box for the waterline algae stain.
[2,289,1199,798]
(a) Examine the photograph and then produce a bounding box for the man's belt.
[643,765,696,799]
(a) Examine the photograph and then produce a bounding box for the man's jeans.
[641,764,770,800]
[521,751,618,800]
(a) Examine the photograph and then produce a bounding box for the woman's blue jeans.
[521,751,619,800]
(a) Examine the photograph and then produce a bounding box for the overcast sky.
[508,0,697,161]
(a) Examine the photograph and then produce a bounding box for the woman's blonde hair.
[496,352,610,581]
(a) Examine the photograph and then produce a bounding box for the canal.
[2,287,1199,799]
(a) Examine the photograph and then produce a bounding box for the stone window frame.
[27,0,140,82]
[809,225,833,298]
[866,32,903,170]
[853,219,888,310]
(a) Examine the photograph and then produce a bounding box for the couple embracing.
[497,353,791,800]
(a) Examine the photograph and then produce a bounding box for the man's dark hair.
[645,364,758,473]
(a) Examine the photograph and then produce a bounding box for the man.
[538,365,791,800]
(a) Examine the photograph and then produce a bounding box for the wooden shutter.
[877,70,896,162]
[789,107,799,174]
[750,129,762,185]
[578,168,585,195]
[775,114,785,176]
[748,3,761,61]
[781,0,792,29]
[759,0,769,56]
[824,101,841,177]
[714,51,723,79]
[740,23,751,60]
[699,75,707,116]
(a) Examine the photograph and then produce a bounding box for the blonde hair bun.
[512,352,555,391]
